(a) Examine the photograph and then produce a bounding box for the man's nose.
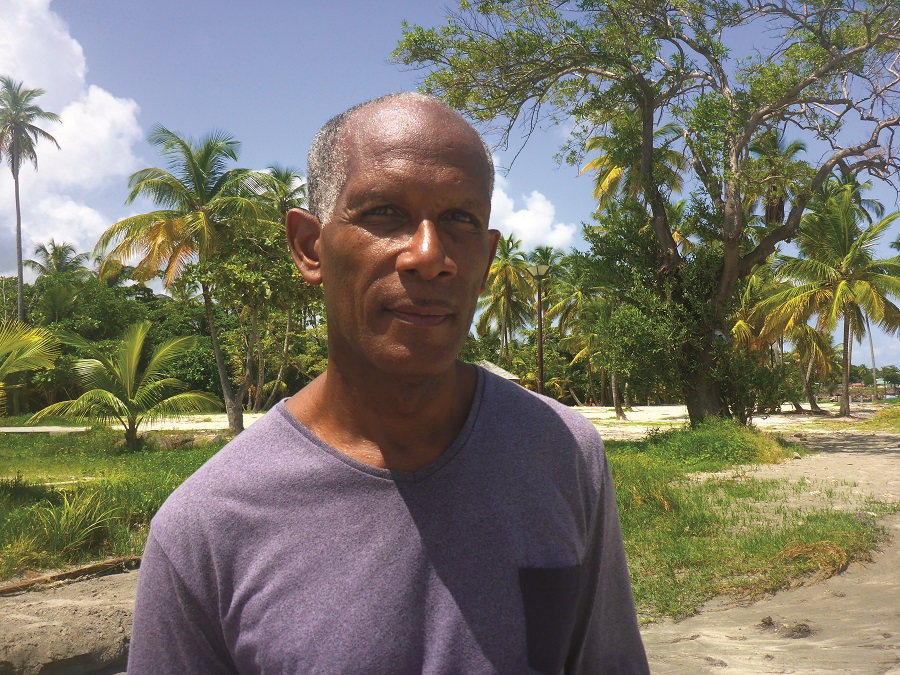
[396,219,457,280]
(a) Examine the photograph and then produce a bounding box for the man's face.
[311,103,499,379]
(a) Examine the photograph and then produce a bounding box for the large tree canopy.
[396,0,900,422]
[396,0,900,300]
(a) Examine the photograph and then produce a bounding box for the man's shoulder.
[150,404,304,536]
[478,368,600,441]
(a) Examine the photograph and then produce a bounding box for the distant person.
[128,92,649,674]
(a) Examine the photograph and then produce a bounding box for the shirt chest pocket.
[518,565,581,675]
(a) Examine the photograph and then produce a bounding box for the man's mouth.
[388,303,455,326]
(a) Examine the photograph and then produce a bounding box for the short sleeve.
[128,532,237,675]
[566,446,650,674]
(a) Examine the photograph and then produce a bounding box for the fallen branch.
[0,556,141,596]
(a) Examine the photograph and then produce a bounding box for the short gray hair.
[306,92,494,223]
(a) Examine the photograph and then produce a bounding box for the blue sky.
[1,0,897,365]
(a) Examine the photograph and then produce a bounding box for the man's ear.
[286,208,324,286]
[481,229,501,292]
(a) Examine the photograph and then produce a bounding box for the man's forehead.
[340,100,482,158]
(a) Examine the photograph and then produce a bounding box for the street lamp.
[525,264,551,395]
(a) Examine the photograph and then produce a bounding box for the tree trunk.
[599,367,609,407]
[839,312,851,416]
[235,304,257,411]
[682,342,725,426]
[13,170,24,322]
[866,317,878,402]
[202,283,243,433]
[586,358,596,405]
[252,308,266,413]
[263,308,292,410]
[804,357,824,413]
[125,423,139,451]
[611,370,626,420]
[623,381,632,409]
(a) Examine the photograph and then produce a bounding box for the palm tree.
[0,77,60,321]
[25,239,90,279]
[95,125,264,433]
[261,164,307,217]
[0,320,60,414]
[581,118,686,210]
[28,320,221,449]
[745,130,808,228]
[766,188,900,416]
[476,234,531,365]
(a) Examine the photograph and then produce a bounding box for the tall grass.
[607,418,887,621]
[0,418,890,623]
[0,430,223,580]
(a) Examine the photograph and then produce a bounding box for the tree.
[95,125,265,433]
[744,131,809,230]
[396,0,900,423]
[0,77,60,321]
[25,239,90,279]
[582,119,686,211]
[765,188,900,415]
[260,164,307,216]
[0,320,59,414]
[29,320,221,449]
[476,234,531,364]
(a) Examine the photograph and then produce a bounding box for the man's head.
[306,92,495,224]
[286,93,499,379]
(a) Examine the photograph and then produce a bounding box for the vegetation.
[95,127,275,434]
[0,76,60,322]
[606,420,890,620]
[28,321,221,449]
[0,419,890,623]
[0,321,60,414]
[764,183,900,415]
[0,428,223,580]
[395,0,900,423]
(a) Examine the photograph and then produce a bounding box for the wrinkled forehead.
[339,101,492,187]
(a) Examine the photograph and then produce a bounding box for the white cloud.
[0,0,142,276]
[490,174,577,251]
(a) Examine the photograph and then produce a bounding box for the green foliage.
[0,321,60,414]
[613,418,786,469]
[396,0,900,422]
[606,423,883,619]
[0,429,223,579]
[28,321,221,448]
[714,346,801,425]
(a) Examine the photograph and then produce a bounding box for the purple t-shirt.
[129,368,649,674]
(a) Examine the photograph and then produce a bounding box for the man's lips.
[387,303,455,326]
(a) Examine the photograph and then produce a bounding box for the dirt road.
[0,426,897,674]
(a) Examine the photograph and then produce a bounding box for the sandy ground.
[0,407,897,674]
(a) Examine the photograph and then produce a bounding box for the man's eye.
[365,206,398,217]
[446,210,478,226]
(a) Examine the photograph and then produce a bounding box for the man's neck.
[285,360,478,472]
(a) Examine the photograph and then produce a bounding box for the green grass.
[0,417,892,623]
[607,418,888,621]
[0,429,223,580]
[858,406,900,431]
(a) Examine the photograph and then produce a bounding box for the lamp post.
[525,264,551,395]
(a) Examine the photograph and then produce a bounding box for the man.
[129,93,649,674]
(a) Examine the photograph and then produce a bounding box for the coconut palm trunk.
[203,283,242,432]
[840,311,852,416]
[866,317,878,401]
[611,370,626,420]
[13,171,24,321]
[803,358,825,413]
